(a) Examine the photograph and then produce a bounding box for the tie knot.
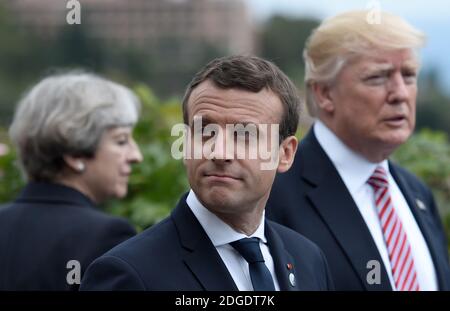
[368,166,389,190]
[230,237,265,264]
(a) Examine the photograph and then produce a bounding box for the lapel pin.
[286,263,293,270]
[289,273,296,287]
[416,199,426,211]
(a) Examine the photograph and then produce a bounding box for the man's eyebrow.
[232,122,261,136]
[362,63,394,73]
[362,61,420,74]
[239,121,258,126]
[402,61,420,71]
[190,115,213,127]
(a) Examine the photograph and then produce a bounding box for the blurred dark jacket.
[0,182,136,290]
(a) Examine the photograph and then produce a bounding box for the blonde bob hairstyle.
[303,10,425,116]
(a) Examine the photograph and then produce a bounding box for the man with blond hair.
[267,10,450,291]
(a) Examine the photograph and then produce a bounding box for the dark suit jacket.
[0,182,136,290]
[80,194,334,290]
[266,129,450,290]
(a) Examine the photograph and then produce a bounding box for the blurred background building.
[2,0,256,112]
[7,0,254,54]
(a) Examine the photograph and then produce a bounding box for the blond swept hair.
[304,10,425,116]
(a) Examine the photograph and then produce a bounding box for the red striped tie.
[367,166,420,291]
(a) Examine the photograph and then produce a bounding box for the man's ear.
[311,82,335,114]
[63,155,86,173]
[277,136,298,173]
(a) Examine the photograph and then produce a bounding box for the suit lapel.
[390,163,449,289]
[171,196,238,291]
[300,130,392,290]
[265,222,298,291]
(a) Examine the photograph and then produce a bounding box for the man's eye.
[234,130,253,141]
[403,71,417,83]
[365,75,386,84]
[192,126,203,135]
[234,131,244,140]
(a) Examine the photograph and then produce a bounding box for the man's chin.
[385,133,411,149]
[377,127,411,145]
[200,189,237,208]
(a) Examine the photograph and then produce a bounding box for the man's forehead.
[187,81,281,121]
[362,59,419,70]
[189,80,270,102]
[193,115,270,127]
[358,50,419,68]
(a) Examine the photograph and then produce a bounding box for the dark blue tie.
[230,237,275,291]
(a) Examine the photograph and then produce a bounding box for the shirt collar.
[186,189,267,247]
[313,120,389,195]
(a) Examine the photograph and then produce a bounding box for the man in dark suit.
[81,56,334,291]
[267,10,450,291]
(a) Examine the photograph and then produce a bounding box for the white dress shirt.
[186,190,280,291]
[314,120,438,291]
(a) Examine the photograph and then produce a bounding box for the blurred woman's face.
[81,126,142,203]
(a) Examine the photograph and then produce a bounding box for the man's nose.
[387,72,411,104]
[211,129,234,163]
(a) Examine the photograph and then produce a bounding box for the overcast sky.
[246,0,450,22]
[245,0,450,92]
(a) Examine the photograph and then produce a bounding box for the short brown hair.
[182,55,301,141]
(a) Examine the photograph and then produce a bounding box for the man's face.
[323,49,418,162]
[184,80,291,217]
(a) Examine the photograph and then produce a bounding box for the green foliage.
[103,85,189,231]
[393,129,450,245]
[260,15,319,84]
[0,4,43,125]
[417,70,450,135]
[0,132,23,203]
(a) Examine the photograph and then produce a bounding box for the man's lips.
[204,173,242,182]
[383,115,407,126]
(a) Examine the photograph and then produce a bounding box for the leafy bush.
[0,134,22,202]
[393,129,450,246]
